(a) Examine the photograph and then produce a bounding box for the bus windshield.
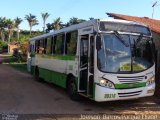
[97,34,154,73]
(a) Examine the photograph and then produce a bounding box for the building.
[107,13,160,71]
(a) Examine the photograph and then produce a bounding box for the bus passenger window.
[55,34,64,54]
[29,44,32,53]
[52,36,56,54]
[46,37,52,54]
[66,31,77,55]
[44,38,47,54]
[35,40,40,54]
[39,39,45,54]
[32,44,35,53]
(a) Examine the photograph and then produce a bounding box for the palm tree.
[89,17,94,20]
[66,17,86,26]
[6,19,15,43]
[66,17,79,26]
[41,12,50,32]
[25,13,39,35]
[52,17,62,30]
[46,23,53,33]
[14,17,23,40]
[0,17,7,41]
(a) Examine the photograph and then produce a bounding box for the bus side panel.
[51,70,67,88]
[39,67,67,88]
[39,68,52,82]
[36,56,68,88]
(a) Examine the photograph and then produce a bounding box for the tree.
[52,17,62,30]
[14,17,23,41]
[0,17,7,41]
[46,23,53,33]
[89,17,94,20]
[66,17,86,26]
[41,12,50,32]
[6,19,15,43]
[25,13,39,35]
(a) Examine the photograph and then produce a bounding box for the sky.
[0,0,160,31]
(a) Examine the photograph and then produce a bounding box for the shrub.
[0,41,8,48]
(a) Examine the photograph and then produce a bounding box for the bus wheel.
[67,77,80,101]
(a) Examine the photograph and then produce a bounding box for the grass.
[9,63,28,73]
[2,55,28,73]
[2,56,18,63]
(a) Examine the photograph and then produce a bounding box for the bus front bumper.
[94,83,155,102]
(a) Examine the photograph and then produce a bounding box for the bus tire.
[67,77,80,101]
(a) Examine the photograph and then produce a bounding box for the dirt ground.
[0,54,160,120]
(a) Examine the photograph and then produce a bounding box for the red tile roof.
[107,13,160,34]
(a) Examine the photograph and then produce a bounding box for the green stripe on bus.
[39,68,67,88]
[115,82,146,89]
[36,54,76,60]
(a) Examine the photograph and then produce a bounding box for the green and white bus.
[27,19,155,102]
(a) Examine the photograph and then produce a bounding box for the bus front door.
[79,34,94,97]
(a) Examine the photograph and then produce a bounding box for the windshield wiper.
[136,33,143,45]
[113,30,129,47]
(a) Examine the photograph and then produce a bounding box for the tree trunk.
[8,34,11,53]
[17,27,20,41]
[8,34,11,43]
[1,31,5,41]
[43,21,45,33]
[30,26,32,36]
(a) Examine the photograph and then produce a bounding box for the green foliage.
[52,17,63,30]
[2,56,27,73]
[0,41,7,48]
[41,12,50,32]
[14,17,23,28]
[25,13,39,35]
[10,63,27,73]
[2,56,18,63]
[46,17,90,32]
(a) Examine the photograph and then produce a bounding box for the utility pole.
[152,1,158,18]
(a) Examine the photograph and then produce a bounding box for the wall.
[8,44,18,54]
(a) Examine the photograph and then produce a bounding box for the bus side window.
[46,37,52,54]
[53,36,56,54]
[55,34,65,54]
[37,40,40,54]
[66,31,77,55]
[29,44,32,53]
[35,40,39,54]
[51,36,56,54]
[32,44,35,53]
[39,39,45,54]
[43,38,47,54]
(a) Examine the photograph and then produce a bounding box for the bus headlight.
[146,76,155,86]
[99,79,115,89]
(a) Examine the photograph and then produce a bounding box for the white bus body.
[27,19,155,102]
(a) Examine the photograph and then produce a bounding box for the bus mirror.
[96,35,101,51]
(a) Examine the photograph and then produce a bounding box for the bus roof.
[29,18,149,42]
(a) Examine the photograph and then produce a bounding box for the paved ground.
[0,55,160,120]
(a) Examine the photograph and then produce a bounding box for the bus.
[27,19,155,102]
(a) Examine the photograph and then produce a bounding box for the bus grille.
[118,90,142,98]
[117,76,145,84]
